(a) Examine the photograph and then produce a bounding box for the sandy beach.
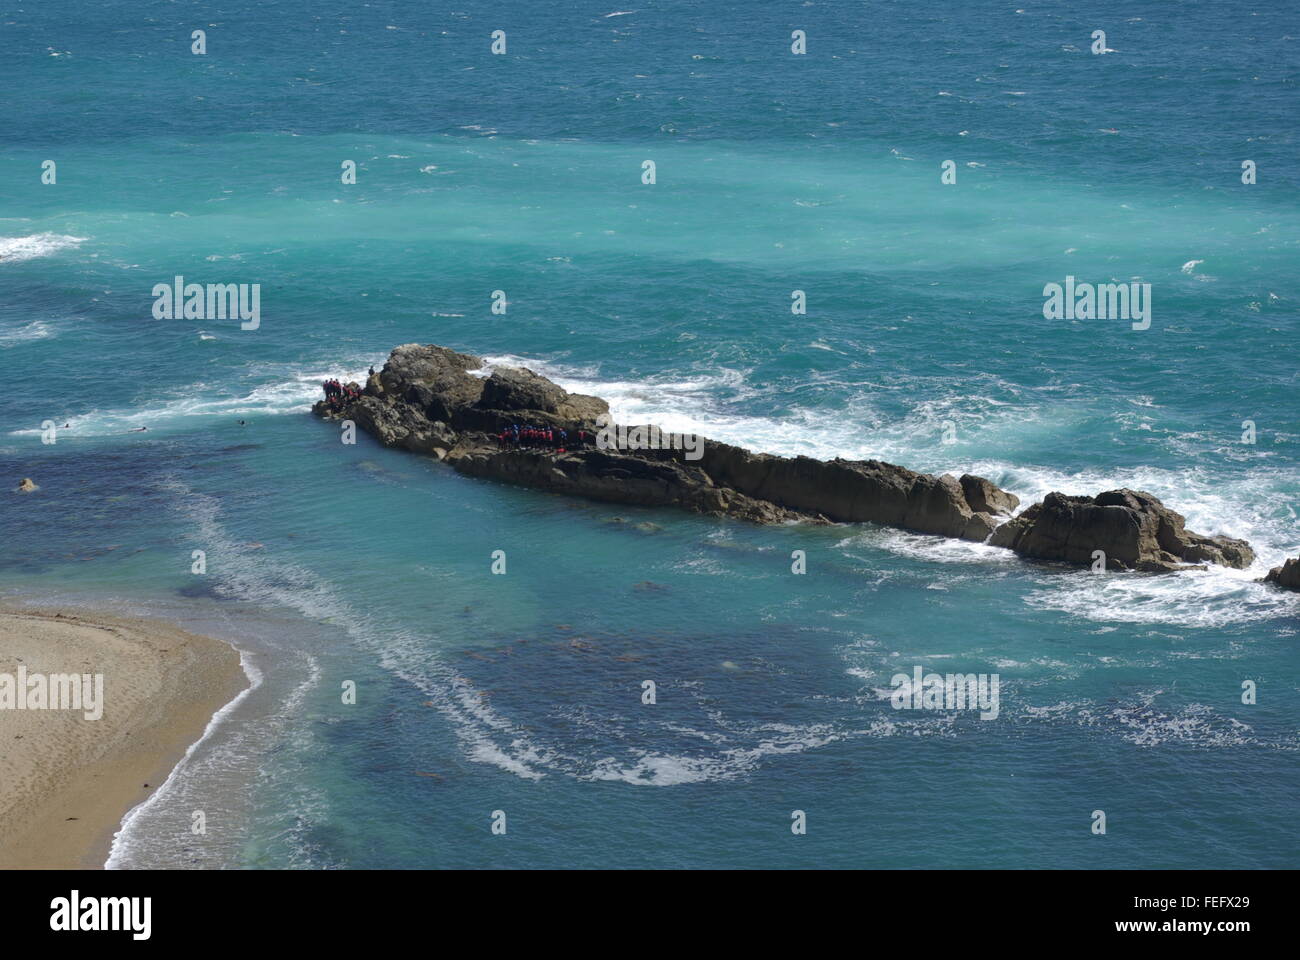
[0,606,247,869]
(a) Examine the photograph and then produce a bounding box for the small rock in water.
[1264,556,1300,591]
[16,477,38,493]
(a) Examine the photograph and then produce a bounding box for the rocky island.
[315,344,1256,575]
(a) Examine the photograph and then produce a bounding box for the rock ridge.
[314,343,1253,573]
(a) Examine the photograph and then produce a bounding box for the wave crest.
[0,232,86,263]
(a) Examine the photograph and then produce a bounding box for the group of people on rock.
[321,379,361,411]
[496,423,594,452]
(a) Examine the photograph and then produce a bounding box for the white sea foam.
[582,716,957,786]
[150,484,989,792]
[1067,692,1288,750]
[14,585,324,870]
[0,319,56,347]
[843,654,1292,751]
[106,642,263,869]
[1023,564,1299,628]
[476,352,1038,466]
[0,232,86,263]
[160,479,554,786]
[5,362,372,437]
[477,352,853,458]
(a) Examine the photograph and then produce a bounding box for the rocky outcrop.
[339,345,608,459]
[665,440,1015,540]
[450,445,807,524]
[314,344,1017,539]
[315,343,1253,572]
[15,477,37,493]
[987,489,1254,572]
[1264,556,1300,590]
[960,474,1021,518]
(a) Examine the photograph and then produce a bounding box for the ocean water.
[1,0,1297,868]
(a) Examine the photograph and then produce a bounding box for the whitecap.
[0,232,86,263]
[0,319,55,347]
[5,360,374,437]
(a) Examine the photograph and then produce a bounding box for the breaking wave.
[0,232,86,263]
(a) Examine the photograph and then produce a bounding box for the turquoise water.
[1,1,1297,868]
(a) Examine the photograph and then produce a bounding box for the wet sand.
[0,606,247,869]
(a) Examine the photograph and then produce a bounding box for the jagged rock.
[1264,556,1300,591]
[479,367,566,413]
[313,344,1252,572]
[960,474,1020,517]
[681,441,999,540]
[472,368,608,429]
[16,477,38,493]
[333,394,457,456]
[380,343,485,422]
[450,445,810,524]
[987,489,1254,572]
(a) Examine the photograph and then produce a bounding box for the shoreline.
[0,605,248,869]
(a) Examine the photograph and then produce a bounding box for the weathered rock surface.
[1264,556,1300,591]
[987,488,1254,572]
[659,440,1012,540]
[15,477,38,493]
[314,343,1253,572]
[960,474,1021,518]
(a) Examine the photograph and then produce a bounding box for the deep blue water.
[1,0,1297,868]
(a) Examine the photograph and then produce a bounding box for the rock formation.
[1264,556,1300,591]
[15,477,37,493]
[315,343,1253,572]
[987,489,1254,572]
